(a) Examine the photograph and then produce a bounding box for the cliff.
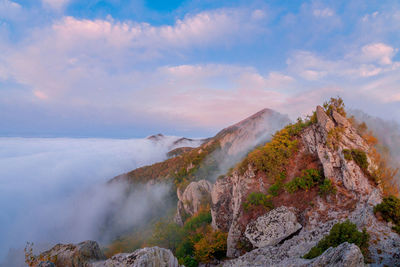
[211,104,400,266]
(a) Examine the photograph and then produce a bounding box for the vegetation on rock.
[303,220,369,260]
[243,192,274,212]
[149,207,226,266]
[374,195,400,234]
[237,116,315,179]
[323,97,346,117]
[343,149,369,172]
[283,168,336,196]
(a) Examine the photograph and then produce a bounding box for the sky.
[0,0,399,138]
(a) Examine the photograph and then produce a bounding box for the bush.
[238,124,299,179]
[318,179,336,196]
[342,149,368,172]
[303,220,369,259]
[183,210,212,233]
[194,227,227,263]
[268,182,283,197]
[284,169,324,193]
[243,192,273,212]
[323,97,346,117]
[374,196,400,234]
[179,256,198,267]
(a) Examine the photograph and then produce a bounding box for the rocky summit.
[32,99,400,267]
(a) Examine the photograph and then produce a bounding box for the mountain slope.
[211,103,400,266]
[111,108,290,187]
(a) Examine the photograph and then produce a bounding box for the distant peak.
[147,133,165,141]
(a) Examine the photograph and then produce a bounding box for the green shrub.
[374,196,400,234]
[318,179,336,196]
[268,181,283,197]
[303,220,369,259]
[343,149,369,172]
[284,169,323,193]
[183,210,212,233]
[243,192,273,212]
[179,256,198,267]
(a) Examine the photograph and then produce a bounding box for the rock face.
[175,180,212,225]
[211,105,400,265]
[35,241,105,267]
[224,242,364,267]
[244,206,302,248]
[92,247,181,267]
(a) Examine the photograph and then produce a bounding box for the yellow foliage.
[193,226,227,263]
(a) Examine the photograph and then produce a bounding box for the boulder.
[92,246,181,267]
[223,242,364,267]
[245,206,302,247]
[35,240,105,267]
[175,180,212,225]
[280,242,365,267]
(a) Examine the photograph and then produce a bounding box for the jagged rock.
[212,165,258,258]
[91,247,181,267]
[211,105,400,264]
[35,240,105,267]
[175,180,212,225]
[223,242,364,267]
[278,242,364,267]
[331,110,351,128]
[316,105,334,131]
[245,206,302,248]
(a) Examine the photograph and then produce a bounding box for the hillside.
[111,108,290,188]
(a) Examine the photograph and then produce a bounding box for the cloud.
[313,8,334,18]
[360,43,397,65]
[0,136,201,263]
[287,42,399,80]
[0,0,21,19]
[42,0,69,11]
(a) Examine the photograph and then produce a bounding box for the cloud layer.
[0,136,200,263]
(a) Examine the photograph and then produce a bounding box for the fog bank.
[0,136,200,265]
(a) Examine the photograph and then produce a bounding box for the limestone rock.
[92,247,181,267]
[316,105,334,131]
[175,180,212,225]
[279,242,364,267]
[331,110,351,128]
[245,206,302,247]
[35,240,105,267]
[223,241,364,267]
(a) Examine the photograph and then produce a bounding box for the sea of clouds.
[0,136,201,265]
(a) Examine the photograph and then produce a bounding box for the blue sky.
[0,0,399,138]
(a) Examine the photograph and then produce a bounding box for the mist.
[0,136,201,265]
[350,109,400,186]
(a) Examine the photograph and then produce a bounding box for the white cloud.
[313,8,334,18]
[287,43,399,80]
[361,43,397,65]
[42,0,69,11]
[0,136,201,261]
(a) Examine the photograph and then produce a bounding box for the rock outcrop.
[211,105,400,265]
[224,242,364,267]
[175,180,213,225]
[34,241,105,267]
[244,206,302,248]
[92,247,181,267]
